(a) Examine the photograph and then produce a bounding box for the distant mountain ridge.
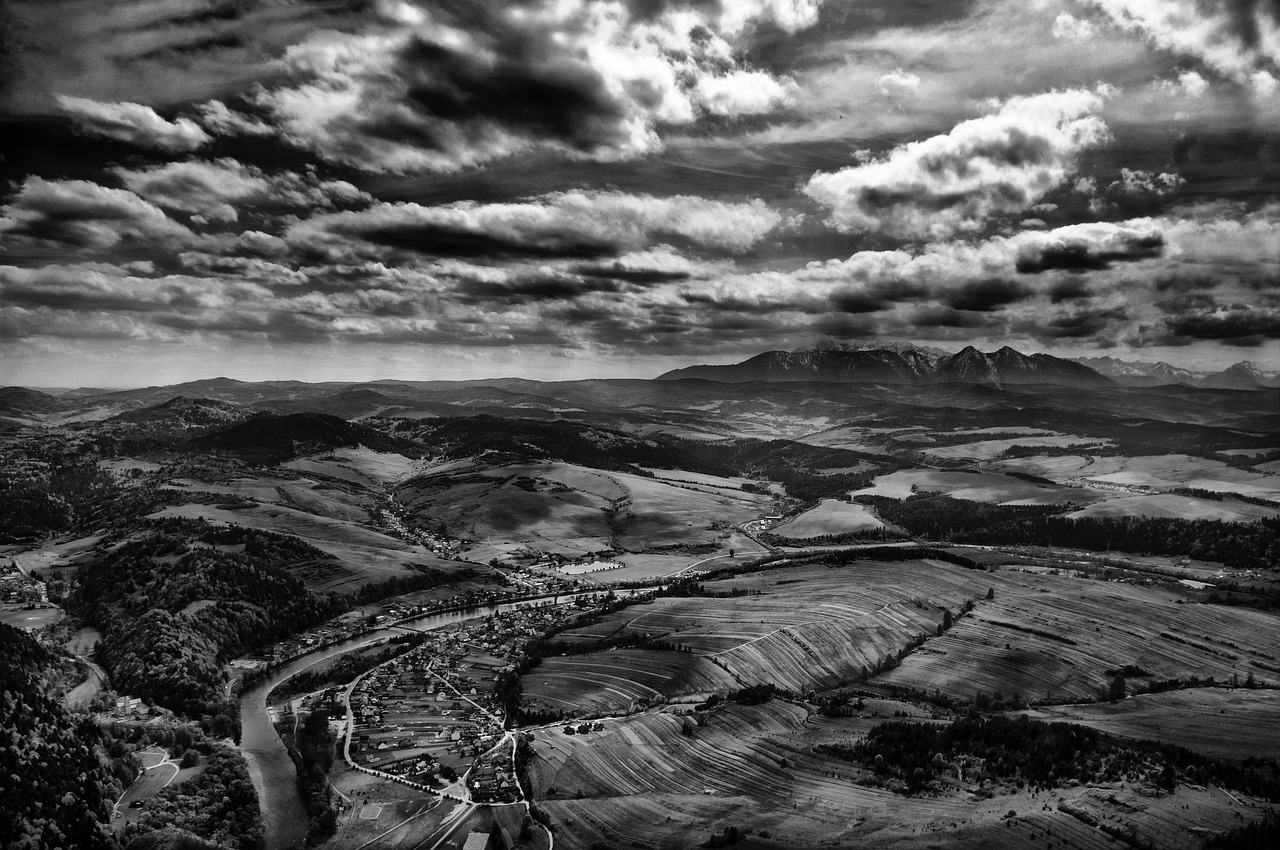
[1077,356,1280,388]
[657,345,1114,389]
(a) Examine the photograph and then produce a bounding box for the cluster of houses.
[343,602,585,795]
[0,561,46,605]
[467,752,520,804]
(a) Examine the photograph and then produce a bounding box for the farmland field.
[1018,688,1280,762]
[529,701,1263,850]
[396,461,771,554]
[878,574,1280,703]
[769,499,885,537]
[522,650,739,715]
[852,469,1099,504]
[1067,493,1280,520]
[526,560,1028,700]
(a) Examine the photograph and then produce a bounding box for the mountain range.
[659,345,1278,390]
[657,345,1116,389]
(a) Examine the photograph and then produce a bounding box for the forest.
[0,623,122,850]
[820,714,1280,799]
[73,520,348,721]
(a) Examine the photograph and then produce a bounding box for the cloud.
[55,94,211,152]
[1130,299,1280,345]
[803,88,1112,239]
[289,191,782,260]
[696,71,796,116]
[1080,0,1280,82]
[0,177,197,251]
[247,0,819,172]
[876,69,922,98]
[945,277,1032,311]
[1014,222,1166,272]
[112,159,369,223]
[1052,12,1098,40]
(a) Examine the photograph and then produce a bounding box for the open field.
[926,435,1112,460]
[149,502,458,593]
[113,747,205,832]
[530,701,1265,850]
[397,461,771,555]
[989,454,1280,499]
[1018,688,1280,762]
[283,448,418,488]
[769,499,885,538]
[878,572,1280,703]
[1067,493,1280,520]
[0,605,62,629]
[853,469,1099,504]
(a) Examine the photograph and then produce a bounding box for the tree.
[987,587,995,601]
[1108,675,1126,702]
[942,609,954,630]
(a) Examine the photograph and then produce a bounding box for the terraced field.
[530,702,1261,850]
[879,574,1280,703]
[528,560,1024,699]
[522,650,738,715]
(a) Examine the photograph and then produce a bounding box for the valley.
[2,349,1277,850]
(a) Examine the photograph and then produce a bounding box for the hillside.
[0,624,121,850]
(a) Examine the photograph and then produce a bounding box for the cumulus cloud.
[876,69,922,98]
[289,191,782,261]
[1052,12,1098,40]
[0,177,197,250]
[247,0,819,172]
[1080,0,1280,82]
[56,95,211,152]
[803,88,1112,239]
[696,71,796,116]
[112,159,368,223]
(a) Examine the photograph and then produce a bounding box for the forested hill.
[0,623,121,850]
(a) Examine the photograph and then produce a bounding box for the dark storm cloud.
[455,273,626,305]
[572,263,693,285]
[944,278,1030,312]
[1165,302,1280,341]
[829,278,930,314]
[1015,232,1165,273]
[1036,305,1131,339]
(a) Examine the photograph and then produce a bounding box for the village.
[284,598,597,808]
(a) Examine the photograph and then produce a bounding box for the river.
[238,593,612,850]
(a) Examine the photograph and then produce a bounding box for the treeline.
[0,623,122,850]
[124,746,263,850]
[959,515,1280,571]
[855,494,1069,539]
[73,521,348,722]
[286,709,338,845]
[821,715,1280,799]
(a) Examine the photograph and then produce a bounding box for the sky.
[1,0,1278,385]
